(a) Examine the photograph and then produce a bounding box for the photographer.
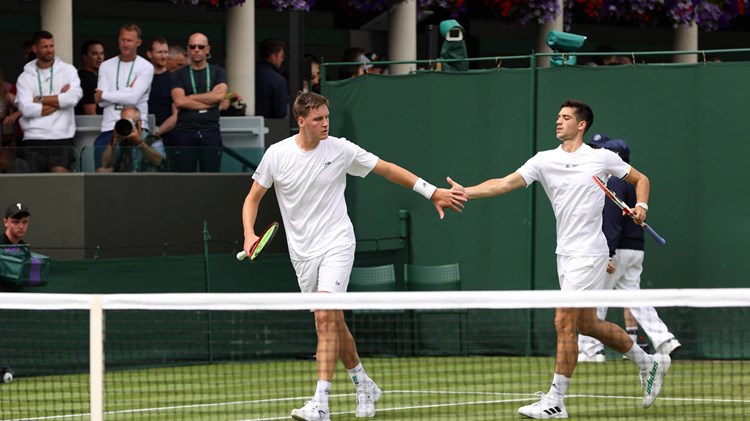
[101,105,167,172]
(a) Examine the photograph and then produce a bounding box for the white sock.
[346,362,371,388]
[313,380,332,407]
[624,343,653,371]
[548,373,569,401]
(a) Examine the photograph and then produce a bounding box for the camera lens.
[114,119,134,137]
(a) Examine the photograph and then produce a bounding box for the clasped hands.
[430,177,468,219]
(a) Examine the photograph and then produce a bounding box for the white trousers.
[578,249,675,356]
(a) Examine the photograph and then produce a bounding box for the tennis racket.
[236,222,280,262]
[592,176,666,246]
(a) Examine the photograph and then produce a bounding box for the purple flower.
[171,0,247,7]
[599,0,747,31]
[271,0,316,10]
[167,0,748,32]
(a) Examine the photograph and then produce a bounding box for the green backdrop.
[324,62,750,291]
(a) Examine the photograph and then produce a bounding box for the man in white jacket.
[93,23,154,172]
[15,30,82,172]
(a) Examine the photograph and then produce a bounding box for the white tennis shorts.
[292,244,355,294]
[603,249,645,291]
[556,255,609,291]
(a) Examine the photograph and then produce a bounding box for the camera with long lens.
[114,118,139,137]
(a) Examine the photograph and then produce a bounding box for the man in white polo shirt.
[448,99,671,419]
[242,92,466,421]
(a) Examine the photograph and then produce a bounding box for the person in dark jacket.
[254,38,287,119]
[578,135,682,363]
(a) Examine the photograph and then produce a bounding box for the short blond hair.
[293,92,329,119]
[120,23,142,39]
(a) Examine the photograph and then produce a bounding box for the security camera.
[546,31,587,53]
[439,19,465,42]
[446,27,463,42]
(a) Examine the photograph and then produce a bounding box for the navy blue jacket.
[255,61,287,118]
[602,177,644,257]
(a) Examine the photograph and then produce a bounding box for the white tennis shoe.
[291,400,330,421]
[355,380,382,417]
[641,353,671,408]
[518,392,568,419]
[657,338,682,356]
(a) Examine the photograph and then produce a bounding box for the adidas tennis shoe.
[657,338,682,356]
[355,380,382,417]
[640,353,671,408]
[291,400,330,421]
[518,392,568,419]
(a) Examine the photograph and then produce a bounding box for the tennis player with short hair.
[242,92,465,421]
[448,99,671,419]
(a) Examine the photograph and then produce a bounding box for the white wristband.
[635,202,649,211]
[413,177,437,200]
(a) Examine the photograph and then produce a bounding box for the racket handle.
[642,224,666,246]
[236,251,248,261]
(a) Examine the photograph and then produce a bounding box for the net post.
[90,294,104,421]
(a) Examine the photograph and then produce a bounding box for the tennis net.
[0,289,748,420]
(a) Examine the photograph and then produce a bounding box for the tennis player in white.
[447,99,671,419]
[242,92,466,421]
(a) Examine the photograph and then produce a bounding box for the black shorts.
[22,138,76,172]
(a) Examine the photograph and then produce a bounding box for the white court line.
[7,390,750,421]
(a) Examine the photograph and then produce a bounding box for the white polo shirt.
[253,135,379,260]
[517,143,631,257]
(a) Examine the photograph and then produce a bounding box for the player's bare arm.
[372,159,466,219]
[242,181,268,254]
[623,167,650,224]
[447,172,527,200]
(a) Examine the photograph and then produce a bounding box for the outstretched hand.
[430,177,468,219]
[446,177,465,196]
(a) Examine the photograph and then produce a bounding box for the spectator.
[592,44,621,66]
[20,40,37,72]
[170,32,227,172]
[255,38,287,118]
[166,44,187,72]
[75,39,105,115]
[93,23,154,173]
[100,105,166,172]
[1,65,17,172]
[14,31,82,173]
[303,53,321,93]
[2,203,30,245]
[363,51,385,74]
[3,40,38,151]
[147,36,177,141]
[338,47,366,80]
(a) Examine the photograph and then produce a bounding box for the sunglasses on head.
[188,44,207,50]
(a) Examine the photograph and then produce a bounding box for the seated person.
[100,105,167,172]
